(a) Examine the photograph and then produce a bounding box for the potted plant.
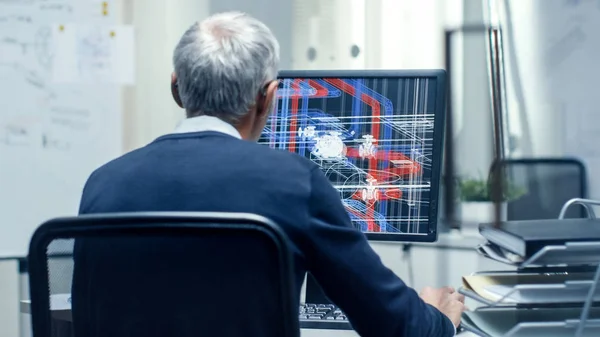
[457,176,525,234]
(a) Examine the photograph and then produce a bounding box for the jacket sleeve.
[304,167,455,337]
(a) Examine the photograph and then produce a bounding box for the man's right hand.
[419,286,466,327]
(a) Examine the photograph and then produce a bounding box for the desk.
[21,294,477,336]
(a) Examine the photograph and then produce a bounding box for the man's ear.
[256,80,279,119]
[171,73,183,108]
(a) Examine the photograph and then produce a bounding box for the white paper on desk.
[52,24,135,84]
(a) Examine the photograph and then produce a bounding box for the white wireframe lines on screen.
[260,77,435,235]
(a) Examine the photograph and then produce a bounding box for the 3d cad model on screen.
[259,77,437,235]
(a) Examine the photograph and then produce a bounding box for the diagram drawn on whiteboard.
[0,0,123,257]
[34,25,54,69]
[259,77,438,235]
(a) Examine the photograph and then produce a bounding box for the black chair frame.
[28,212,299,337]
[488,157,588,218]
[489,157,588,196]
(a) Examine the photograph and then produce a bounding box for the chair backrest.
[28,212,299,337]
[489,158,588,220]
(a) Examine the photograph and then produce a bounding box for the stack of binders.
[459,218,600,337]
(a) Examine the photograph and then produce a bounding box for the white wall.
[498,0,600,197]
[122,0,210,151]
[292,0,367,70]
[291,0,456,71]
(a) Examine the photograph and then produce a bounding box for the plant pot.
[460,201,507,235]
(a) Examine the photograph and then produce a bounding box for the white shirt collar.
[173,115,242,139]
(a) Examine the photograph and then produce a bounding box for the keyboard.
[299,303,352,330]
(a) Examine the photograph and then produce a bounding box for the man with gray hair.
[76,11,463,337]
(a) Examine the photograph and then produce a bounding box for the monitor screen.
[260,70,446,242]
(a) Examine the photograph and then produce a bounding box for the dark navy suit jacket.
[75,130,454,337]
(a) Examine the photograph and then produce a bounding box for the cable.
[402,244,415,287]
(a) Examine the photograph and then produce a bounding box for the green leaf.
[456,176,526,202]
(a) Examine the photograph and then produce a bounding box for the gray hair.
[173,12,280,123]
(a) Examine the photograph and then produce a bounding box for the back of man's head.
[173,12,280,123]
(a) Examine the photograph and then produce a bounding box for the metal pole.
[489,27,506,160]
[488,27,504,228]
[443,29,457,229]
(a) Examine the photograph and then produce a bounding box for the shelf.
[461,197,600,336]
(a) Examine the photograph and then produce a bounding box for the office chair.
[489,158,588,220]
[28,212,299,337]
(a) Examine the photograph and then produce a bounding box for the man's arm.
[303,167,455,337]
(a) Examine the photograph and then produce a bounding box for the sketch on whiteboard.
[0,18,110,148]
[50,105,91,131]
[0,37,27,63]
[0,17,32,64]
[24,69,46,90]
[0,113,42,147]
[0,125,30,147]
[2,36,28,54]
[52,24,135,84]
[3,63,54,100]
[42,133,70,150]
[0,0,123,258]
[39,2,73,13]
[0,14,32,24]
[34,26,53,69]
[77,26,112,81]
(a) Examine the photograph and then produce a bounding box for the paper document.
[477,243,523,266]
[52,23,135,84]
[462,272,595,304]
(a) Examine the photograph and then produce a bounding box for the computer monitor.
[260,70,446,242]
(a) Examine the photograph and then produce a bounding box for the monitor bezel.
[276,69,446,243]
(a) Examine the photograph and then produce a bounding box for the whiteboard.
[0,1,123,257]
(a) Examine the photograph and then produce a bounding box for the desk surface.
[21,294,476,336]
[300,328,477,336]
